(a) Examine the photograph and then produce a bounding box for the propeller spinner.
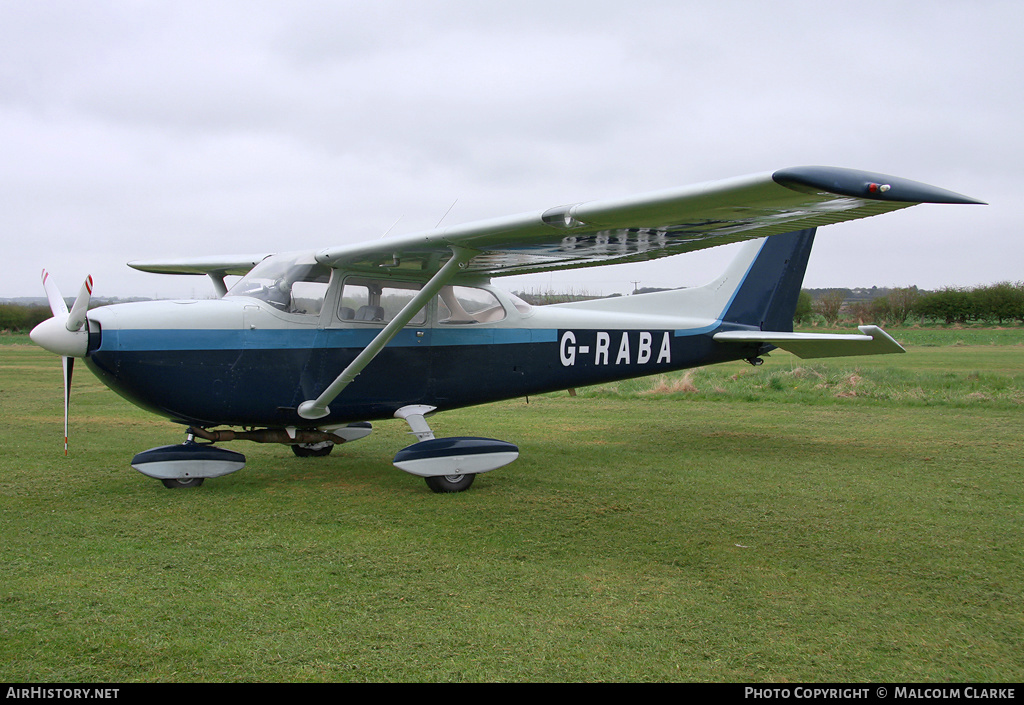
[30,270,93,455]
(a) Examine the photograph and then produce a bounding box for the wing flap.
[714,325,905,358]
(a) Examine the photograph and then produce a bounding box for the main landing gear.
[391,405,519,493]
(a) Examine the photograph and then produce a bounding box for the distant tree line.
[0,303,50,332]
[513,288,606,305]
[914,283,1024,325]
[1,296,157,333]
[797,282,1024,326]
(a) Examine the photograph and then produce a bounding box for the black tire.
[291,441,335,458]
[161,477,205,489]
[424,473,475,493]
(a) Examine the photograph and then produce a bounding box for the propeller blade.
[31,272,92,358]
[66,275,93,332]
[41,269,69,317]
[33,270,92,456]
[63,356,74,456]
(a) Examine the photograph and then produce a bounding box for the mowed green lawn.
[1,331,1022,682]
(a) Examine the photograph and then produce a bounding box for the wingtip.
[773,166,984,205]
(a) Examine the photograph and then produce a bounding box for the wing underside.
[128,166,982,280]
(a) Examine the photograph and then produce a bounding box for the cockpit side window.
[227,254,332,316]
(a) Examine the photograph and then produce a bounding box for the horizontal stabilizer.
[714,325,905,358]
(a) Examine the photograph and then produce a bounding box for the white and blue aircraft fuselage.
[30,166,983,492]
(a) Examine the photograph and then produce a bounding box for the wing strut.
[208,273,229,298]
[297,247,476,420]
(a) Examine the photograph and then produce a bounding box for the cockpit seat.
[355,305,385,322]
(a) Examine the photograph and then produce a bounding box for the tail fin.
[713,227,907,358]
[720,228,816,332]
[549,227,816,329]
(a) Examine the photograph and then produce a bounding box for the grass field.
[1,329,1022,682]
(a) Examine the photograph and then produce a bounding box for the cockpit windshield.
[227,253,332,316]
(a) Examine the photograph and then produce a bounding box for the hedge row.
[800,282,1024,326]
[0,304,52,333]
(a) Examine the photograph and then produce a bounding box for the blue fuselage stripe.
[102,327,565,351]
[101,325,727,353]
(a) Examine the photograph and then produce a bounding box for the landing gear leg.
[393,406,474,492]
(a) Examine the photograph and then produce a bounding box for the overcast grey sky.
[2,1,1019,299]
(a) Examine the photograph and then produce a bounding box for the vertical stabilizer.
[721,228,816,331]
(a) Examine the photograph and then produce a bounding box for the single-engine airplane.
[30,166,982,492]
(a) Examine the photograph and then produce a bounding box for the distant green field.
[1,331,1022,682]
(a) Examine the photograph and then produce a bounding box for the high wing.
[129,166,982,281]
[315,166,982,277]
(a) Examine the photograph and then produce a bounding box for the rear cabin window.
[339,279,427,326]
[337,281,509,326]
[437,286,507,324]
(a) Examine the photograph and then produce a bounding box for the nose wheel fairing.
[130,442,247,484]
